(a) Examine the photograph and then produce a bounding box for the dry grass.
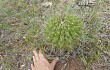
[0,0,110,70]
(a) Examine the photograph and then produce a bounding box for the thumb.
[50,57,59,70]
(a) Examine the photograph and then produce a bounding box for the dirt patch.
[54,57,85,70]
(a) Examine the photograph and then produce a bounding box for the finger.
[33,51,39,61]
[39,50,45,58]
[31,64,34,70]
[33,56,37,66]
[50,57,59,70]
[39,50,48,63]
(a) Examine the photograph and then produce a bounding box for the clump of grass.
[74,0,110,69]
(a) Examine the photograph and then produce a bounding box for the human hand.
[31,50,59,70]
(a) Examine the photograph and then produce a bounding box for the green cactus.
[45,14,83,49]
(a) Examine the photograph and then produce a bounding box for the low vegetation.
[0,0,109,70]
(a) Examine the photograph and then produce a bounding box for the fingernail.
[55,57,59,60]
[39,50,41,53]
[33,51,36,53]
[33,51,35,53]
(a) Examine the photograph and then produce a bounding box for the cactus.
[45,14,83,50]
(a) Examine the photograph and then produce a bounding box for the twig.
[61,63,67,70]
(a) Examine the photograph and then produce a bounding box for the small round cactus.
[45,14,83,49]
